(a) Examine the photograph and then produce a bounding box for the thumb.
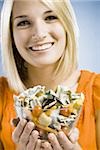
[68,127,79,143]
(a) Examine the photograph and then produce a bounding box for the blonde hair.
[1,0,25,92]
[1,0,79,92]
[42,0,79,80]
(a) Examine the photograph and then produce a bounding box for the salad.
[14,85,84,135]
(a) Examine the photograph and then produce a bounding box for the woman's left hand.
[41,128,82,150]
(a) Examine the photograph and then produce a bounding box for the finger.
[41,141,53,150]
[35,139,42,150]
[48,133,62,150]
[57,131,74,150]
[68,128,79,143]
[26,130,39,150]
[19,121,35,145]
[12,119,27,143]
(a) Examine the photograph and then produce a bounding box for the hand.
[12,119,43,150]
[42,128,82,150]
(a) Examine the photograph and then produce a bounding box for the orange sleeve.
[93,74,100,110]
[0,77,4,141]
[0,77,5,122]
[0,77,7,140]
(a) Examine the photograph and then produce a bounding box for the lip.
[29,42,54,51]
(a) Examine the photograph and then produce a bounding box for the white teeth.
[30,43,53,51]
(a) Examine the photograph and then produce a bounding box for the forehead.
[12,0,50,17]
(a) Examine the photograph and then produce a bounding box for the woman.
[0,0,100,150]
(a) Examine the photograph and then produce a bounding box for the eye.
[17,20,31,28]
[45,15,58,22]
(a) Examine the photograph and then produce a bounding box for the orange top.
[0,70,100,150]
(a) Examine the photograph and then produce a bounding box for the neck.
[61,69,81,92]
[25,64,58,90]
[25,64,80,92]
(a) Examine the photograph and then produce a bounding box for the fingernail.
[48,133,54,140]
[21,119,27,125]
[41,141,49,148]
[70,136,76,143]
[27,122,34,129]
[58,131,64,138]
[32,130,39,136]
[37,139,41,144]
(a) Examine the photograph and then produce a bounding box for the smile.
[29,42,54,51]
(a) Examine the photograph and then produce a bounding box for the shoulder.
[0,76,9,101]
[93,73,100,149]
[81,70,100,110]
[0,76,10,105]
[0,76,9,95]
[0,76,8,122]
[81,69,100,88]
[92,72,100,98]
[75,70,100,148]
[0,76,8,86]
[93,73,100,89]
[80,69,100,84]
[78,70,98,90]
[92,73,100,110]
[79,70,100,103]
[0,76,14,122]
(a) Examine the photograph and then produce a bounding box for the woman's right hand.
[12,119,42,150]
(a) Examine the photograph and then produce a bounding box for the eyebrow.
[14,15,28,20]
[14,10,53,20]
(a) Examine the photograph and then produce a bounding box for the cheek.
[52,23,66,41]
[13,30,29,48]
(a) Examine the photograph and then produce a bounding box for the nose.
[32,19,48,41]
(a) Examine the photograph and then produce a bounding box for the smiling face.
[12,0,66,68]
